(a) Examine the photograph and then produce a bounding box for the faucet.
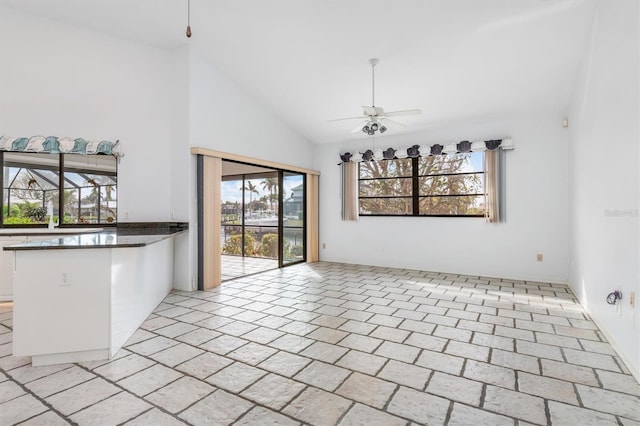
[47,200,57,229]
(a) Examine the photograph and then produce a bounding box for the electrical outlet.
[322,243,326,249]
[60,272,71,286]
[124,210,129,219]
[631,291,636,307]
[536,253,543,262]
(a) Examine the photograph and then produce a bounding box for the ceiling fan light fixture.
[329,58,422,136]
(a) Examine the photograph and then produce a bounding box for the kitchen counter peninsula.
[3,223,187,366]
[0,227,104,236]
[4,231,178,250]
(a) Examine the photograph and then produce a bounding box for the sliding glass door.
[217,161,306,281]
[280,172,305,266]
[198,153,317,289]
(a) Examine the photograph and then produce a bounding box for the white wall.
[0,7,180,222]
[188,49,315,170]
[314,114,569,283]
[0,8,316,293]
[568,0,640,378]
[183,49,315,290]
[168,45,192,290]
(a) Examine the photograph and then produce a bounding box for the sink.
[0,228,104,235]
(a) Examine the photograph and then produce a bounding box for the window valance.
[339,138,513,163]
[0,135,123,158]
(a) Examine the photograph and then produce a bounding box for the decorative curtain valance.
[339,138,513,163]
[0,135,123,158]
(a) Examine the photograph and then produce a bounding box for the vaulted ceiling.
[1,0,597,144]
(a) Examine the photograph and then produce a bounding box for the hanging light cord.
[186,0,192,38]
[371,61,376,107]
[371,60,376,150]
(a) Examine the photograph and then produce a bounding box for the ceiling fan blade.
[379,117,406,129]
[362,106,384,116]
[328,116,367,122]
[383,109,422,117]
[351,121,369,133]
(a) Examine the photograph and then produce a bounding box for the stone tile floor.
[1,262,639,425]
[221,255,278,282]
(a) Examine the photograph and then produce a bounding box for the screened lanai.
[1,152,117,226]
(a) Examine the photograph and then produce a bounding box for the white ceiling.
[1,0,597,145]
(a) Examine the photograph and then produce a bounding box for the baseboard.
[319,258,569,285]
[569,287,640,384]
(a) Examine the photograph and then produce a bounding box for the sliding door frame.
[279,171,306,268]
[193,148,319,290]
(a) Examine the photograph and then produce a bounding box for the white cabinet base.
[0,237,20,301]
[13,237,174,365]
[33,349,109,367]
[2,235,75,301]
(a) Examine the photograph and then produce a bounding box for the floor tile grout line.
[114,406,158,426]
[202,334,443,423]
[5,262,638,425]
[1,366,80,425]
[442,400,454,425]
[14,403,72,426]
[572,382,585,409]
[2,362,75,388]
[74,360,215,424]
[332,400,356,426]
[17,366,99,402]
[248,361,410,424]
[543,398,552,425]
[422,369,436,393]
[442,392,533,426]
[478,383,488,410]
[157,276,625,382]
[126,324,417,424]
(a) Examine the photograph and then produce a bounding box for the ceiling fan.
[330,58,421,135]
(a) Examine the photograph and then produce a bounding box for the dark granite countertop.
[2,222,188,251]
[0,227,105,237]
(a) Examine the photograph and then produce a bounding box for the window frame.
[0,151,118,228]
[358,154,486,217]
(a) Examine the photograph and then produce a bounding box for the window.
[1,152,117,226]
[358,152,485,216]
[220,172,279,259]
